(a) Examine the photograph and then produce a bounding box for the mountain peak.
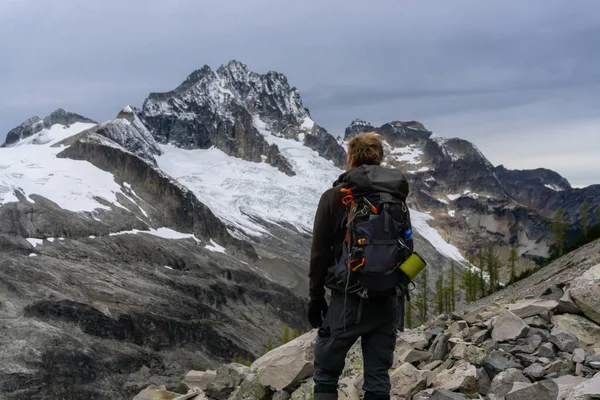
[2,109,97,147]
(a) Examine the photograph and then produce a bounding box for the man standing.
[308,132,411,400]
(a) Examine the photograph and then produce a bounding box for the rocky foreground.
[134,240,600,400]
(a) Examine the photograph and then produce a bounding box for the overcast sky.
[1,0,598,187]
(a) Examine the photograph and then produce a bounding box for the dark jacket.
[309,166,411,300]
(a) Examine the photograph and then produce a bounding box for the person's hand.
[307,298,329,328]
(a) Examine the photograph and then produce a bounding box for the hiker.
[308,132,414,400]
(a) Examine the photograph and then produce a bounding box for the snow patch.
[47,238,55,243]
[26,238,43,247]
[205,239,226,253]
[437,198,449,205]
[447,194,461,201]
[410,209,465,263]
[122,105,134,113]
[545,184,564,192]
[29,253,37,257]
[109,227,200,242]
[164,265,174,270]
[449,210,456,217]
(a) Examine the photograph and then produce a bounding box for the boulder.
[183,370,217,391]
[290,380,314,400]
[400,349,431,364]
[552,375,588,399]
[540,285,565,302]
[550,328,579,353]
[228,374,267,400]
[390,362,428,399]
[505,379,559,400]
[483,350,523,378]
[492,311,529,342]
[528,327,551,342]
[272,391,291,400]
[465,345,486,366]
[489,368,531,399]
[569,263,600,325]
[471,329,490,344]
[448,321,469,337]
[449,342,468,359]
[552,313,600,353]
[414,389,436,400]
[396,330,431,351]
[463,304,503,325]
[429,333,450,361]
[133,385,181,400]
[421,360,443,371]
[573,348,586,364]
[537,343,555,358]
[544,360,572,375]
[430,362,478,396]
[508,299,559,319]
[567,373,600,399]
[477,367,492,395]
[206,364,251,399]
[523,363,546,380]
[251,330,317,391]
[523,316,550,329]
[428,389,469,400]
[515,353,539,368]
[556,289,583,315]
[509,334,543,354]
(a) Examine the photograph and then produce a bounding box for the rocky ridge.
[1,108,97,147]
[141,239,600,400]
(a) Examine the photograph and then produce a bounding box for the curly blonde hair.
[347,132,384,169]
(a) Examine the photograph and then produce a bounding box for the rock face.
[138,60,345,174]
[2,108,97,147]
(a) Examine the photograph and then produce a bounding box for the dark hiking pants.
[313,291,399,400]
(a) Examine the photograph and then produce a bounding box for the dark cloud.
[1,0,598,186]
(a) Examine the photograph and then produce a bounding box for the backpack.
[331,164,415,300]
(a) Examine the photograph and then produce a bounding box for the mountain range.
[0,59,598,399]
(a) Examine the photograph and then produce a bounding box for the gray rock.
[523,316,551,329]
[515,353,539,368]
[272,391,291,400]
[567,373,600,399]
[430,362,478,396]
[429,333,451,361]
[524,363,546,380]
[540,285,565,302]
[552,314,600,353]
[505,379,559,400]
[569,263,600,326]
[484,350,523,378]
[573,348,586,364]
[390,362,428,399]
[556,289,583,315]
[251,331,317,391]
[465,345,486,367]
[421,360,443,371]
[552,375,588,399]
[228,373,267,400]
[206,364,251,399]
[471,329,490,344]
[428,389,469,400]
[413,389,436,400]
[510,334,543,354]
[550,328,580,353]
[448,320,469,336]
[528,327,551,342]
[290,380,314,400]
[585,355,600,368]
[508,299,559,319]
[477,367,492,395]
[184,370,217,391]
[492,310,529,342]
[132,385,182,400]
[537,343,556,358]
[489,368,531,399]
[400,349,432,364]
[544,360,572,375]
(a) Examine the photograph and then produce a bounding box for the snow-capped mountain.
[1,60,599,399]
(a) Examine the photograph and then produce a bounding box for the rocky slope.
[149,238,600,400]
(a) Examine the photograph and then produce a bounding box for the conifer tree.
[421,268,429,321]
[414,293,424,325]
[281,324,290,345]
[552,206,568,256]
[265,336,273,352]
[291,328,299,340]
[581,200,590,238]
[485,244,495,292]
[435,273,444,315]
[508,247,518,284]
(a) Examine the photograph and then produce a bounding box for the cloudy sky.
[1,0,598,187]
